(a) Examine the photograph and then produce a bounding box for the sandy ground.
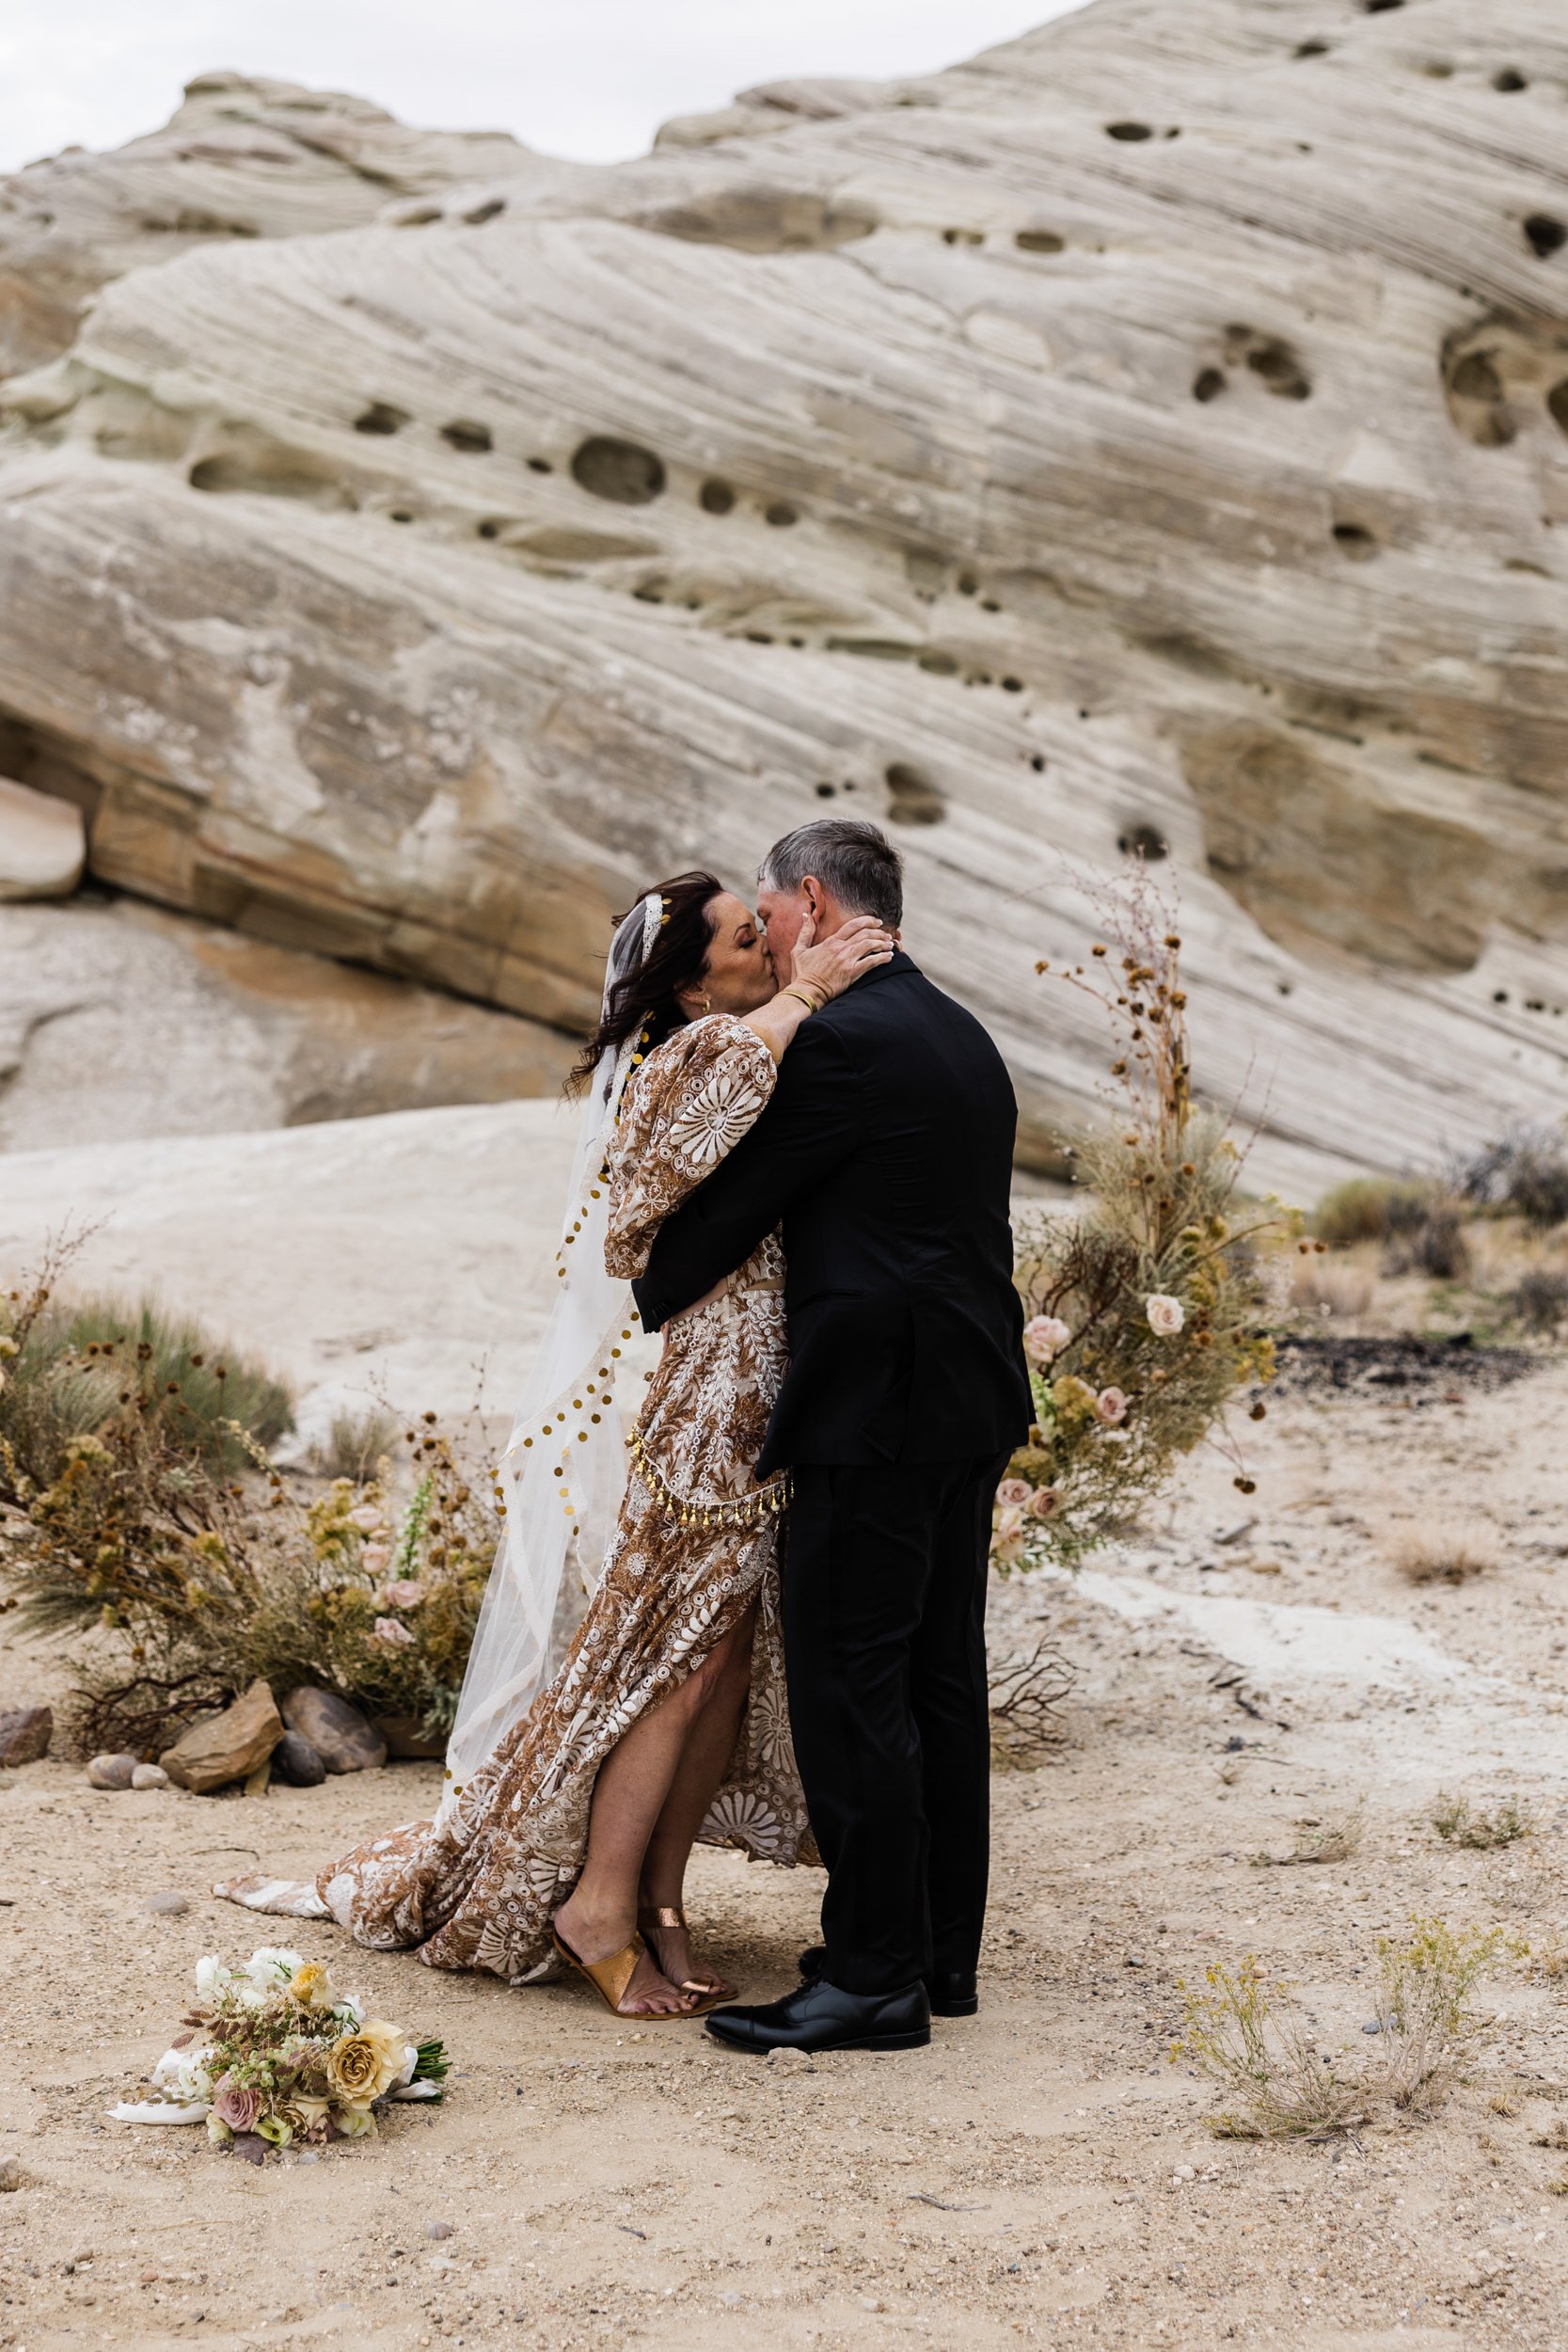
[6,1326,1568,2351]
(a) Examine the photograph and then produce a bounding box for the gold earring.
[701,992,712,1015]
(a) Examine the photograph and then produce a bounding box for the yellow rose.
[289,1963,332,2010]
[332,2102,378,2139]
[325,2020,405,2103]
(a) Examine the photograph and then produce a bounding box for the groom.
[634,818,1031,2054]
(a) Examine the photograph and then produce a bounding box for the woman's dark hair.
[568,869,726,1095]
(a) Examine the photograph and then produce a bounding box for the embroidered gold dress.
[217,1015,815,1981]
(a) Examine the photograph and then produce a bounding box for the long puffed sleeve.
[604,1015,778,1279]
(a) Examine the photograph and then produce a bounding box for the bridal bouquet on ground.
[110,1947,450,2149]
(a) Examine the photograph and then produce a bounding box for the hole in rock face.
[463,199,506,225]
[1105,122,1154,141]
[1361,0,1403,12]
[884,762,947,826]
[476,518,502,539]
[699,479,735,514]
[1244,339,1312,399]
[1494,69,1528,91]
[1294,39,1330,56]
[1193,367,1227,403]
[354,403,409,436]
[917,651,958,675]
[1333,521,1379,559]
[441,420,492,453]
[956,574,978,596]
[392,206,443,228]
[1015,229,1064,253]
[1450,350,1505,404]
[941,227,984,246]
[527,456,553,474]
[816,782,837,798]
[388,509,415,524]
[1029,755,1047,773]
[571,437,666,504]
[1547,382,1568,438]
[1117,821,1168,862]
[1526,215,1567,260]
[765,501,799,527]
[1001,676,1023,692]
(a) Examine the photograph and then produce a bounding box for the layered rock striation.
[4,7,1568,1188]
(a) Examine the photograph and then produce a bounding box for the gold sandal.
[550,1923,722,2021]
[638,1903,737,2003]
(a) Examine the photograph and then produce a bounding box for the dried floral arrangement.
[0,1247,499,1756]
[111,1946,448,2150]
[992,872,1295,1576]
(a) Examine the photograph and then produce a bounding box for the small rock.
[0,1704,52,1767]
[1362,2019,1383,2035]
[0,775,85,900]
[271,1730,326,1788]
[143,1891,188,1917]
[280,1688,387,1775]
[87,1752,138,1790]
[424,2220,455,2242]
[231,2135,267,2166]
[1124,1950,1146,1967]
[0,2159,24,2192]
[130,1762,169,1791]
[160,1680,283,1794]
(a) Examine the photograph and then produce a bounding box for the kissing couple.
[220,817,1031,2057]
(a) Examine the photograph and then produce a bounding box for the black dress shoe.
[705,1974,930,2054]
[799,1945,979,2020]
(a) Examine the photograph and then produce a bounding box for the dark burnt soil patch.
[1268,1331,1541,1397]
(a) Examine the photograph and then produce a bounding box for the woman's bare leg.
[639,1603,758,1996]
[554,1639,735,2017]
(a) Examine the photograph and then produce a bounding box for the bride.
[219,871,892,2020]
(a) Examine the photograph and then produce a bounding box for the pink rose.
[378,1580,425,1610]
[1095,1387,1129,1425]
[360,1544,391,1575]
[1026,1486,1060,1519]
[1023,1314,1072,1367]
[372,1616,415,1646]
[995,1479,1033,1509]
[347,1504,385,1533]
[212,2077,262,2134]
[1146,1295,1185,1337]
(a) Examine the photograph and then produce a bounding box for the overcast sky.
[0,1,1084,176]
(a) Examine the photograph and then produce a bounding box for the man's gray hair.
[759,818,904,929]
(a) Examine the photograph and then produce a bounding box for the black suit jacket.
[634,951,1033,1474]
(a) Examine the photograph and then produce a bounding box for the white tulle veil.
[436,893,661,1823]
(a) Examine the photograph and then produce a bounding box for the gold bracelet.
[782,985,825,1015]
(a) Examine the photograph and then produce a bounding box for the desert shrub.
[1508,1267,1568,1336]
[1289,1254,1374,1319]
[1386,1200,1470,1281]
[988,1639,1075,1767]
[1173,1917,1523,2137]
[1389,1520,1498,1585]
[1456,1126,1568,1228]
[1431,1791,1537,1849]
[0,1254,292,1487]
[1313,1176,1436,1247]
[996,877,1287,1574]
[307,1404,402,1482]
[0,1254,498,1754]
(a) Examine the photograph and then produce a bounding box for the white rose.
[245,1947,303,1991]
[193,1955,227,2002]
[1146,1295,1185,1337]
[398,2043,420,2089]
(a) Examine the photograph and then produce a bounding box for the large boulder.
[0,70,549,377]
[0,893,575,1151]
[0,1705,52,1766]
[279,1688,387,1774]
[2,8,1567,1189]
[159,1679,284,1793]
[0,778,83,900]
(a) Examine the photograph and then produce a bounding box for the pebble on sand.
[131,1762,169,1790]
[143,1891,189,1916]
[86,1753,139,1790]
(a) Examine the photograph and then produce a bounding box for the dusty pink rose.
[378,1579,426,1610]
[212,2077,262,2134]
[1026,1486,1061,1519]
[1022,1314,1072,1367]
[1095,1387,1129,1425]
[1145,1294,1185,1337]
[347,1504,385,1533]
[995,1479,1033,1509]
[359,1544,391,1575]
[990,1505,1028,1565]
[372,1616,415,1646]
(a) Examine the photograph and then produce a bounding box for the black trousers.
[781,1451,1011,1998]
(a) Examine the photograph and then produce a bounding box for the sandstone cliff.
[4,6,1568,1190]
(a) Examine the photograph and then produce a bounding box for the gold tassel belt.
[628,1422,791,1531]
